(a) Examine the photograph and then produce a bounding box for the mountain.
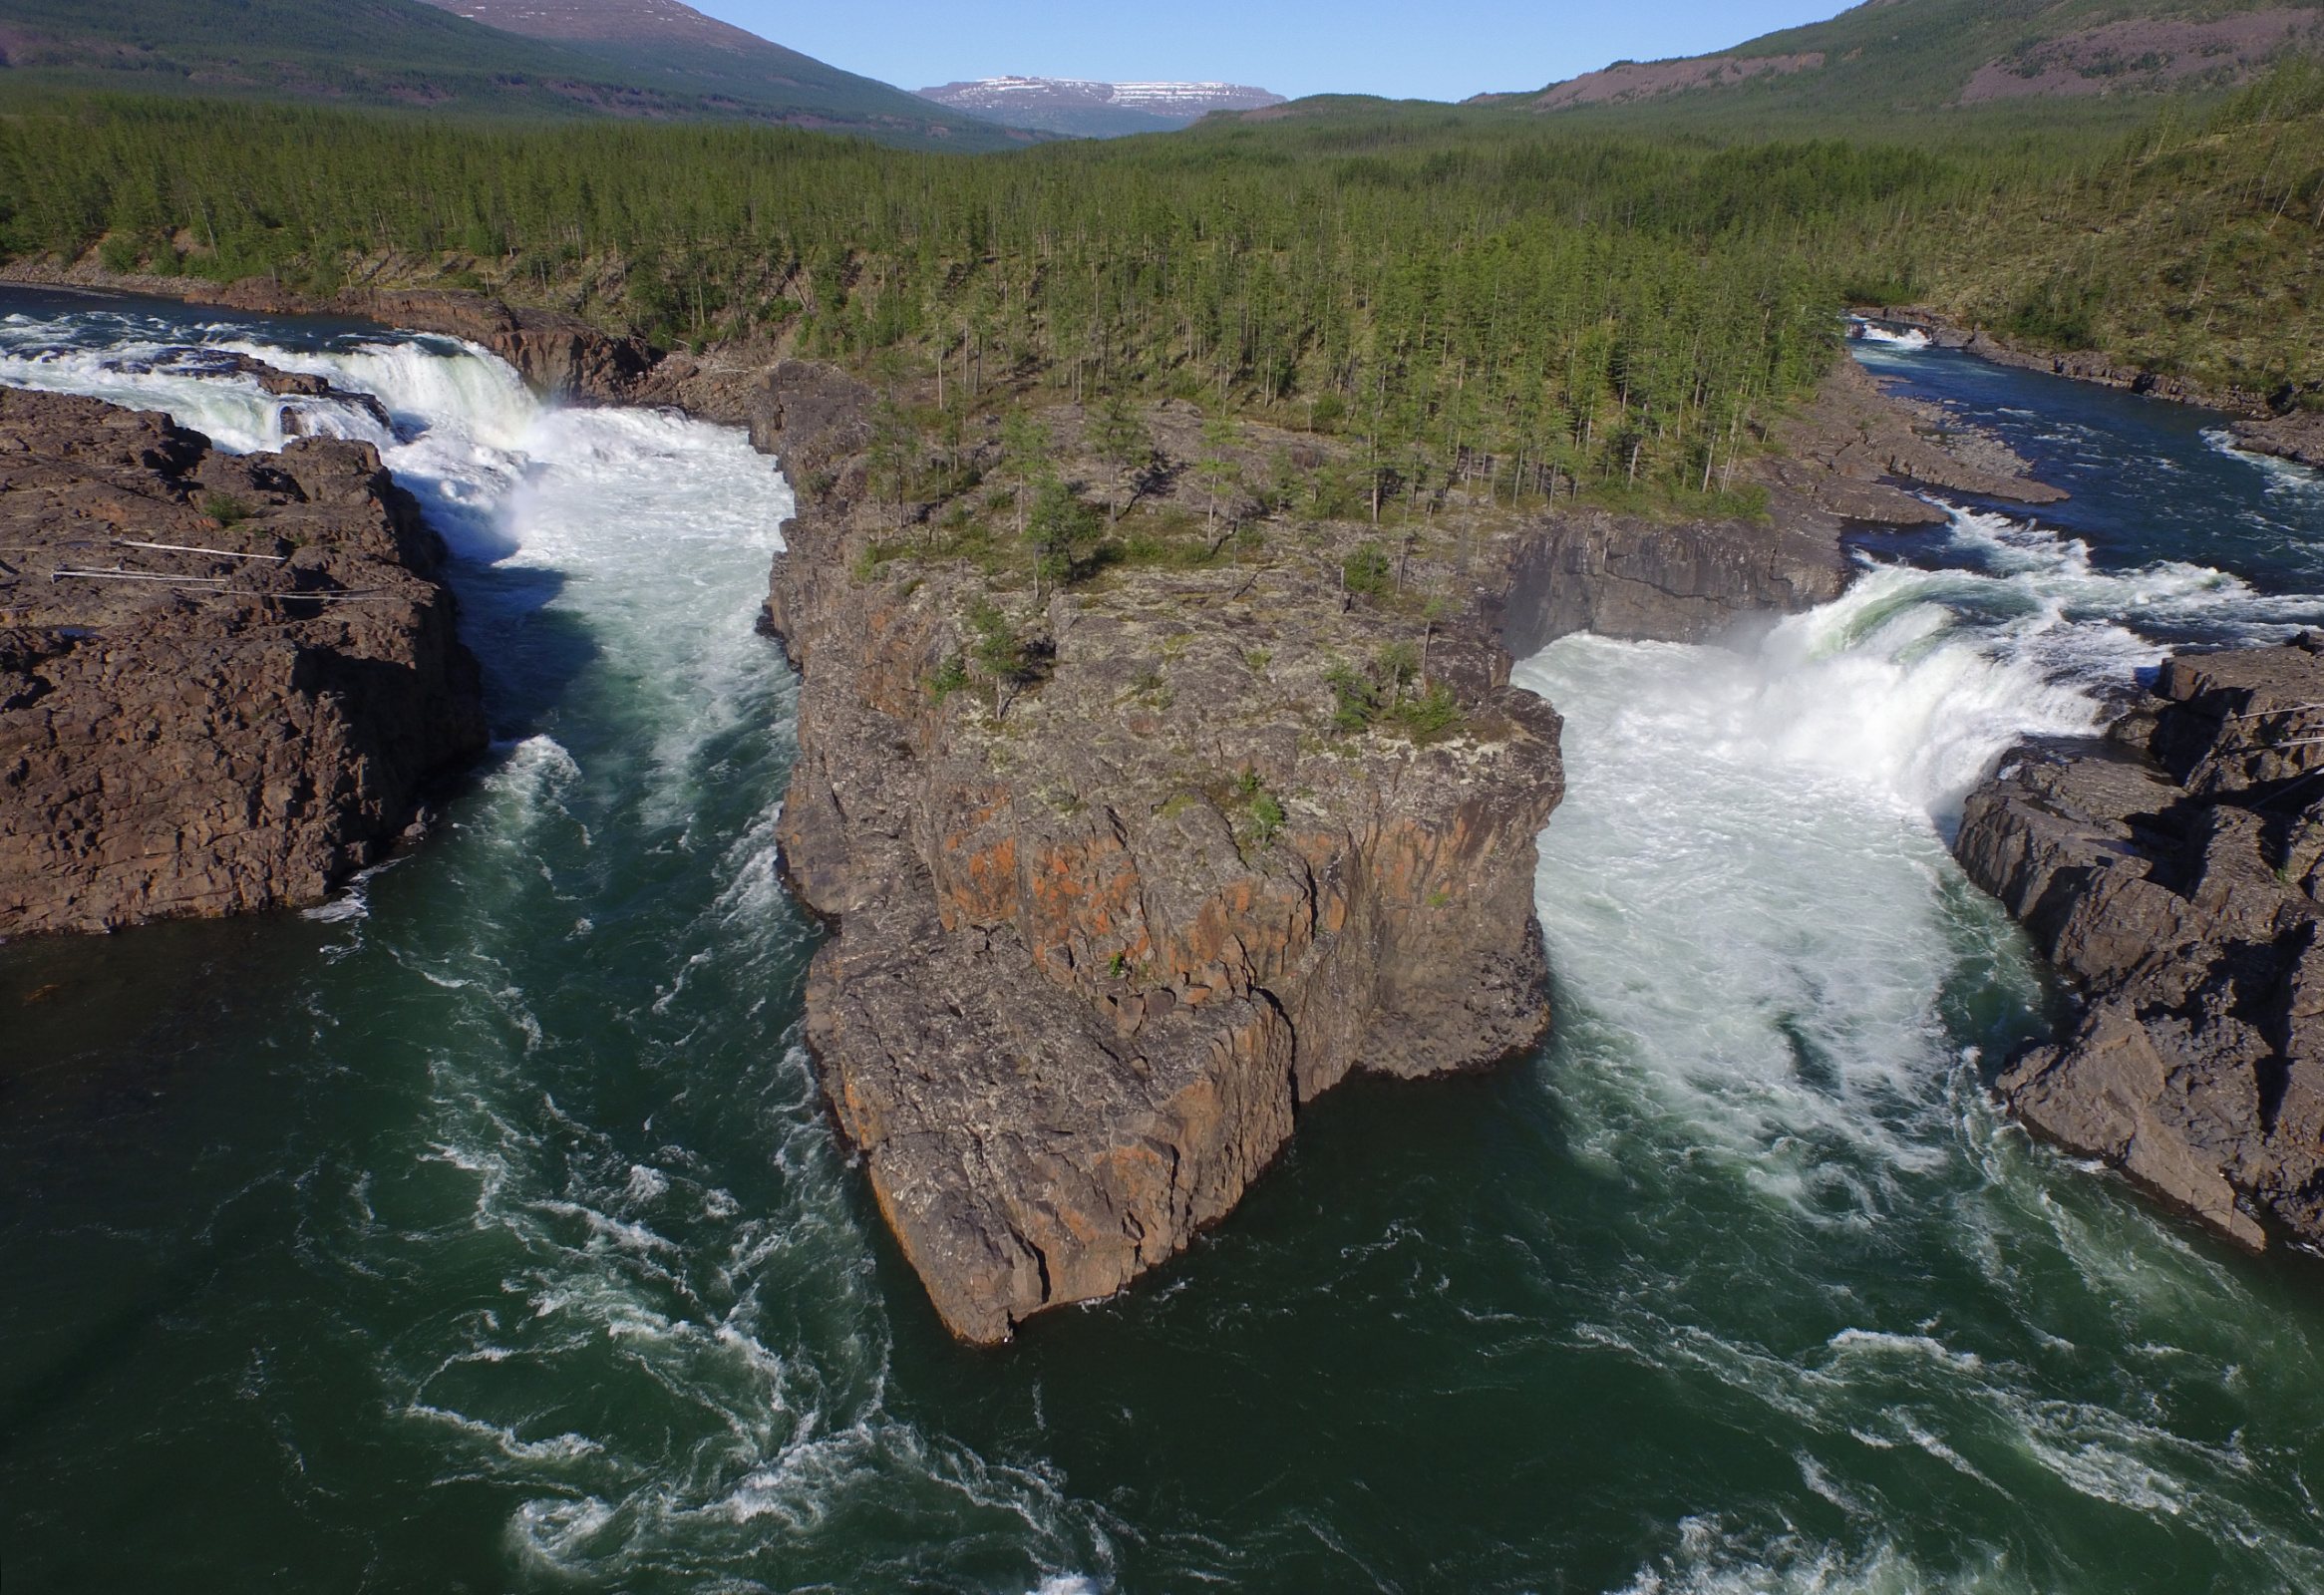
[409,0,1036,143]
[0,0,1038,150]
[916,77,1285,138]
[1473,0,2324,121]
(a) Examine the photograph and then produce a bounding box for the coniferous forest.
[3,72,2322,503]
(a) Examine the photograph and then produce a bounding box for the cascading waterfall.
[1513,453,2324,1593]
[5,299,2324,1594]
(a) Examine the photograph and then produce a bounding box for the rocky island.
[735,350,2066,1340]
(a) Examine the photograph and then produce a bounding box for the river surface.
[6,292,2324,1592]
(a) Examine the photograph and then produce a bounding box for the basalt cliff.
[742,355,2064,1342]
[1957,639,2324,1249]
[0,387,486,934]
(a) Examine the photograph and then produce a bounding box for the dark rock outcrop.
[1955,637,2324,1247]
[0,388,487,934]
[2228,408,2324,472]
[174,278,661,403]
[755,362,1563,1343]
[1496,506,1852,650]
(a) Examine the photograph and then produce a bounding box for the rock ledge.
[1955,638,2324,1246]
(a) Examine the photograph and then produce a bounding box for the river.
[4,290,2324,1592]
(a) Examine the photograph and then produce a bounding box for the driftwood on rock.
[0,387,487,934]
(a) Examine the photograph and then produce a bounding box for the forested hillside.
[1903,61,2324,387]
[3,65,2321,508]
[0,0,1028,150]
[1483,0,2323,124]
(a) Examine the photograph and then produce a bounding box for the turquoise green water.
[7,295,2324,1592]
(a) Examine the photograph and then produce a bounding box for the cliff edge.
[758,365,1562,1342]
[0,387,487,934]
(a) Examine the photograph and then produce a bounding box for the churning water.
[5,295,2324,1593]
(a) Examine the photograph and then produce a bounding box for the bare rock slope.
[1956,639,2324,1247]
[0,387,486,934]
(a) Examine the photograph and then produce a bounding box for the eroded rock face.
[175,278,661,403]
[755,363,1563,1342]
[1498,505,1853,651]
[2229,409,2324,472]
[1955,638,2324,1246]
[0,388,487,933]
[1492,357,2070,652]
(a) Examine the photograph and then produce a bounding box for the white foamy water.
[2204,425,2324,504]
[1851,323,1932,350]
[1520,516,2324,1592]
[1513,519,2242,1176]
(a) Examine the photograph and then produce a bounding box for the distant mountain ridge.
[917,76,1285,138]
[408,0,1038,142]
[0,0,1038,151]
[1473,0,2324,119]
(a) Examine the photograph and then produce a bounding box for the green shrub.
[1024,480,1104,587]
[2003,279,2100,351]
[1325,644,1461,741]
[1388,681,1463,741]
[1343,542,1393,596]
[927,653,972,702]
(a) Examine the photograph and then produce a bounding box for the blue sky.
[695,1,1850,104]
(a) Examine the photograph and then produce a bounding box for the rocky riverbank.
[1851,308,2255,410]
[2225,408,2324,472]
[1955,639,2324,1248]
[735,350,2063,1341]
[1852,305,2324,470]
[0,386,486,935]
